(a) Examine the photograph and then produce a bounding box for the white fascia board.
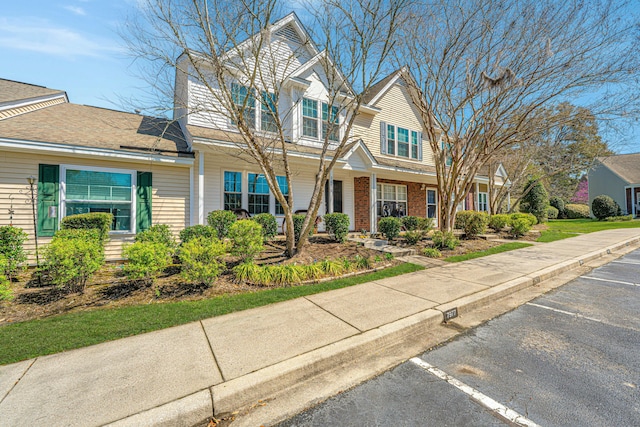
[0,92,68,111]
[0,138,194,166]
[367,72,402,106]
[371,164,437,178]
[358,104,381,115]
[343,140,378,166]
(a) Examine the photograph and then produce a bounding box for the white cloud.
[63,6,87,16]
[0,18,122,59]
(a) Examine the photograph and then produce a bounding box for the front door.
[325,180,343,213]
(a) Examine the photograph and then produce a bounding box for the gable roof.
[597,152,640,184]
[0,102,191,158]
[361,69,403,105]
[0,79,66,105]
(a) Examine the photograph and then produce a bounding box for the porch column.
[507,190,511,212]
[198,151,205,225]
[633,186,637,217]
[475,182,480,211]
[370,173,377,234]
[328,170,334,214]
[189,162,195,226]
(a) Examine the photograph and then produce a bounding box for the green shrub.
[549,196,566,218]
[509,218,531,238]
[488,214,510,232]
[417,217,434,231]
[228,220,264,261]
[521,178,549,223]
[454,211,473,230]
[0,256,14,301]
[401,216,420,231]
[122,241,172,284]
[135,224,177,253]
[422,247,442,258]
[324,213,350,243]
[305,262,324,280]
[510,213,537,227]
[45,234,104,292]
[179,225,216,244]
[0,226,28,281]
[565,203,590,219]
[61,212,113,243]
[461,211,489,238]
[252,213,278,242]
[384,252,394,261]
[291,214,314,242]
[378,217,401,240]
[178,237,227,286]
[232,261,262,285]
[432,230,460,250]
[604,215,633,222]
[404,230,425,245]
[591,195,621,220]
[353,255,372,269]
[269,264,305,286]
[320,258,344,276]
[207,210,237,239]
[547,206,559,220]
[342,257,354,272]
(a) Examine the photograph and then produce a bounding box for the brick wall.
[377,178,428,218]
[354,176,370,231]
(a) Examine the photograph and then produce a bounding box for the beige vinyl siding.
[354,83,435,166]
[0,150,190,262]
[194,146,355,230]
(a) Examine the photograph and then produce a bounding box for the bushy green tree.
[549,196,566,219]
[521,178,549,223]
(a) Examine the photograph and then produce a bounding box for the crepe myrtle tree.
[123,0,409,256]
[396,0,640,230]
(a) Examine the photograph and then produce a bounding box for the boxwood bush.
[401,216,420,231]
[179,225,217,244]
[417,217,434,231]
[45,230,105,292]
[565,203,590,219]
[0,225,28,281]
[378,217,401,241]
[61,212,113,243]
[591,195,621,220]
[510,212,537,227]
[454,211,473,230]
[178,237,227,286]
[292,214,314,241]
[431,230,459,250]
[509,218,531,238]
[252,213,278,242]
[461,211,489,238]
[135,224,177,253]
[0,255,14,301]
[324,213,350,243]
[228,220,264,261]
[207,210,237,239]
[122,241,172,284]
[547,206,559,220]
[549,196,566,219]
[488,214,510,232]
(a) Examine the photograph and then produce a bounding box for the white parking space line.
[580,276,639,287]
[410,357,541,427]
[525,302,603,323]
[611,260,640,266]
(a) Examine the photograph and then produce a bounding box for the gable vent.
[275,25,304,44]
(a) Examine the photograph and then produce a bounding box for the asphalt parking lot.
[279,249,640,426]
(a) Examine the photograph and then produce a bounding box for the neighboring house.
[175,14,504,233]
[588,153,640,217]
[0,79,194,260]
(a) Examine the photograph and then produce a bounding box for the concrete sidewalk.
[1,229,640,427]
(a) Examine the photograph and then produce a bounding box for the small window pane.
[302,98,317,118]
[224,171,242,193]
[397,186,407,201]
[411,131,419,159]
[303,117,318,138]
[261,91,278,133]
[248,173,269,215]
[384,185,395,200]
[275,176,289,215]
[427,189,436,204]
[387,125,395,155]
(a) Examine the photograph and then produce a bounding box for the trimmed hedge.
[179,225,217,244]
[324,213,350,243]
[549,196,566,218]
[565,204,590,219]
[547,206,559,220]
[60,212,113,243]
[378,217,401,240]
[591,195,621,220]
[488,214,510,232]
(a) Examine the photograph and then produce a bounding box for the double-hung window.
[248,173,270,215]
[411,131,420,159]
[427,189,437,219]
[478,192,488,212]
[386,124,396,155]
[275,175,289,215]
[376,183,407,217]
[322,103,339,142]
[302,98,319,138]
[63,166,135,232]
[232,83,256,129]
[382,122,421,160]
[397,127,409,157]
[260,91,278,133]
[224,171,242,210]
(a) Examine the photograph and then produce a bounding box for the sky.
[2,1,639,154]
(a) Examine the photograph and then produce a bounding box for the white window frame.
[426,188,438,226]
[385,124,419,160]
[301,97,340,143]
[478,192,488,212]
[376,183,408,217]
[59,164,137,234]
[222,170,289,216]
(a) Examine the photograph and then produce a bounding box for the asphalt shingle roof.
[598,153,640,184]
[0,79,65,105]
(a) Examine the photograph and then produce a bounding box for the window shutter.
[37,164,59,237]
[417,131,423,161]
[136,171,152,232]
[380,121,387,154]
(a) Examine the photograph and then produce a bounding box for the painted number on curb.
[444,308,458,321]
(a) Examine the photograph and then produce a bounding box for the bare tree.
[397,0,640,230]
[123,0,408,256]
[488,103,613,213]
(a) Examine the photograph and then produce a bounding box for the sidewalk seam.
[0,357,37,405]
[303,296,363,332]
[199,320,226,382]
[372,280,442,305]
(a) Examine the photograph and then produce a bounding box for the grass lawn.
[444,242,533,262]
[537,218,640,242]
[0,263,422,366]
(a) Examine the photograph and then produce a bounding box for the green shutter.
[37,164,60,237]
[136,171,152,232]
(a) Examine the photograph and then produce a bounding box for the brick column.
[354,176,370,231]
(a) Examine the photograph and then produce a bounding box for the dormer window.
[302,97,339,142]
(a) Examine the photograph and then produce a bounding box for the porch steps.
[348,236,417,257]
